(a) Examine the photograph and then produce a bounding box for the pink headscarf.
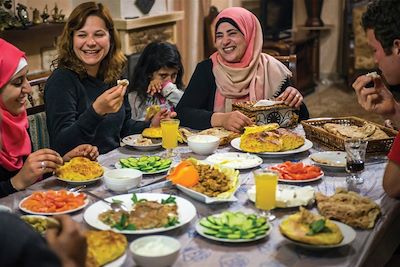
[0,39,31,171]
[210,7,292,112]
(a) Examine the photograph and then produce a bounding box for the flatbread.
[86,230,127,267]
[117,79,129,86]
[323,122,386,139]
[315,188,380,229]
[198,127,240,146]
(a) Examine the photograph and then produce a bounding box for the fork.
[83,190,129,213]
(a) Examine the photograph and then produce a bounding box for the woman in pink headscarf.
[176,7,309,132]
[0,38,99,198]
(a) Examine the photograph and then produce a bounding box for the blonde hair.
[53,2,126,83]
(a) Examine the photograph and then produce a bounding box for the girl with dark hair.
[128,41,184,120]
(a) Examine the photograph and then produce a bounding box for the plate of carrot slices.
[19,190,89,215]
[270,161,324,183]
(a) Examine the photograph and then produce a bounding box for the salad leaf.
[161,195,176,204]
[306,219,332,236]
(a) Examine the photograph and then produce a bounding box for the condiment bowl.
[129,235,181,267]
[188,135,220,155]
[103,169,142,192]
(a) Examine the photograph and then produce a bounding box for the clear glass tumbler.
[160,119,180,158]
[344,138,368,184]
[253,169,278,221]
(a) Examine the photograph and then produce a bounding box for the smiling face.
[0,66,31,115]
[215,22,247,63]
[366,29,400,85]
[73,15,110,77]
[151,67,179,84]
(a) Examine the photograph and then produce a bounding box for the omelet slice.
[279,208,343,246]
[85,230,127,267]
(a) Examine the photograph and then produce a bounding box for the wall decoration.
[135,0,155,15]
[41,46,57,71]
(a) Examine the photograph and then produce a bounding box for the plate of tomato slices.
[19,190,88,215]
[270,161,323,183]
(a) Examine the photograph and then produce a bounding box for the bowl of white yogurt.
[188,135,220,155]
[129,235,181,267]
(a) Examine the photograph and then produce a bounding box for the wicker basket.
[232,101,298,127]
[301,117,398,153]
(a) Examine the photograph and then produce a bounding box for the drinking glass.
[345,138,368,184]
[253,169,278,221]
[160,119,180,158]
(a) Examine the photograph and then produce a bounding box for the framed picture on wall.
[40,46,58,71]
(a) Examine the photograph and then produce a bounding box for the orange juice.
[254,170,278,211]
[160,119,180,149]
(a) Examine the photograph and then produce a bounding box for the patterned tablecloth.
[1,128,399,267]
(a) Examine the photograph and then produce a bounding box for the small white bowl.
[103,169,142,192]
[130,235,181,267]
[188,135,220,155]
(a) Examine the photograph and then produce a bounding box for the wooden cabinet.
[263,33,317,96]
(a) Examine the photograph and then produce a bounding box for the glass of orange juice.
[160,119,180,157]
[253,169,278,221]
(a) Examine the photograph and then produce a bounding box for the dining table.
[1,126,400,267]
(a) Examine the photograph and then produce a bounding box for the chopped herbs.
[112,213,137,231]
[131,193,147,204]
[306,219,332,236]
[161,195,176,204]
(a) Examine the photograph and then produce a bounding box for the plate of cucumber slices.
[115,156,172,175]
[195,211,272,243]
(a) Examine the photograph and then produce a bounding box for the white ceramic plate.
[104,252,127,267]
[247,185,315,208]
[122,134,162,151]
[56,176,102,185]
[176,184,238,204]
[19,192,89,215]
[205,152,263,170]
[230,138,313,157]
[268,163,324,183]
[20,215,59,234]
[277,172,324,183]
[0,204,11,212]
[83,193,196,234]
[195,215,272,243]
[281,220,356,249]
[114,161,170,175]
[309,151,346,169]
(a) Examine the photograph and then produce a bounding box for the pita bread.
[198,127,240,146]
[323,122,385,139]
[315,188,380,229]
[117,79,129,86]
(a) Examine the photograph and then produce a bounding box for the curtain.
[169,0,211,85]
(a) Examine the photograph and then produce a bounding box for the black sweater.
[45,68,150,155]
[0,212,61,267]
[176,59,309,130]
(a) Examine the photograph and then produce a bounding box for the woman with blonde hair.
[45,2,174,155]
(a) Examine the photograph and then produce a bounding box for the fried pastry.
[56,157,103,181]
[315,188,380,229]
[85,230,127,267]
